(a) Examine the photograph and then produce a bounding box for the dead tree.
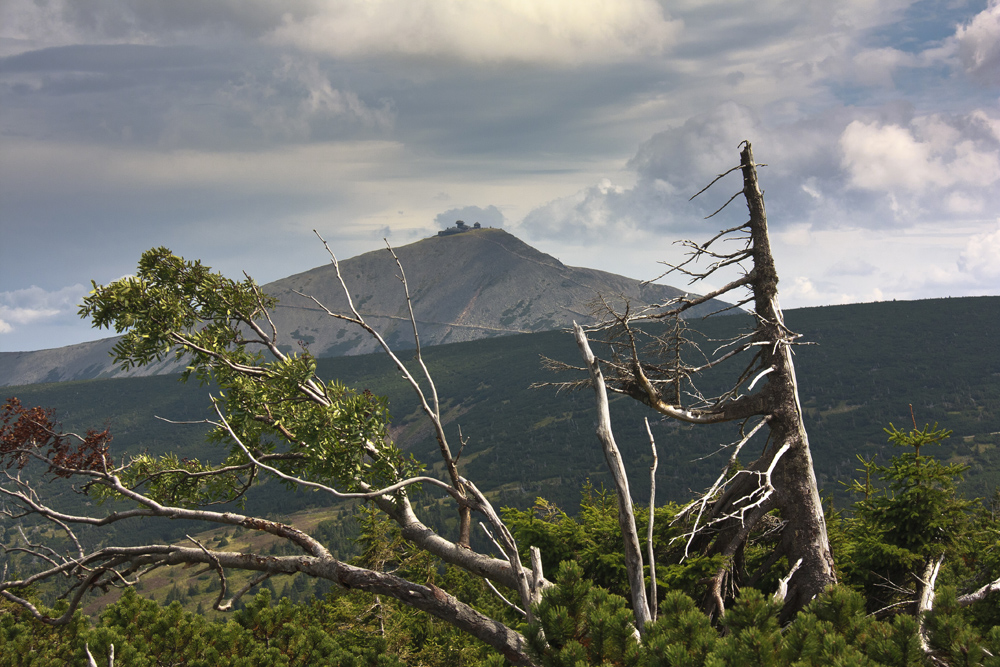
[568,141,836,622]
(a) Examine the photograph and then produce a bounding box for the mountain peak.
[0,230,722,385]
[263,228,714,357]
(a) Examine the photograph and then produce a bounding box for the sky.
[1,0,999,353]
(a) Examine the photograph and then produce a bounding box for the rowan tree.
[0,241,544,665]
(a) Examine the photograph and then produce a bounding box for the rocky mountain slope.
[0,228,726,386]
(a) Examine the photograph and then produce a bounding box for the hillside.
[0,228,725,386]
[7,296,999,536]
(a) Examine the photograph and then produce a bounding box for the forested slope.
[7,295,998,527]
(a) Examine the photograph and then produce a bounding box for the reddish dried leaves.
[1,397,113,477]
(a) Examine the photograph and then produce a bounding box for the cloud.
[521,103,836,243]
[0,1,309,52]
[521,177,638,242]
[0,0,682,65]
[840,121,950,192]
[520,101,1000,290]
[826,258,878,277]
[266,0,682,64]
[1,138,409,197]
[841,116,1000,192]
[0,284,88,333]
[958,221,1000,283]
[434,205,505,230]
[521,103,781,241]
[0,44,395,151]
[779,275,884,306]
[838,112,1000,225]
[2,0,999,351]
[212,57,395,143]
[628,103,762,192]
[954,0,1000,84]
[849,47,918,87]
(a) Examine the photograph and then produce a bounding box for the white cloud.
[830,0,916,31]
[958,221,1000,283]
[522,177,639,240]
[523,103,842,243]
[2,0,999,352]
[207,57,395,143]
[946,192,984,214]
[840,121,948,191]
[840,115,1000,193]
[266,0,682,64]
[434,205,505,230]
[777,224,814,247]
[826,257,877,277]
[0,0,308,53]
[0,284,88,331]
[954,0,1000,84]
[523,103,1000,263]
[850,47,918,87]
[0,0,682,64]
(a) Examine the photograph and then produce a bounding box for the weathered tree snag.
[575,322,652,633]
[916,554,945,658]
[645,417,658,622]
[569,142,836,622]
[739,143,836,618]
[956,573,1000,606]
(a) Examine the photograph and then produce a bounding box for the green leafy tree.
[526,563,999,667]
[503,484,725,604]
[842,418,999,625]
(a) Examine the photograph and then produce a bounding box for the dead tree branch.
[565,141,836,622]
[574,322,652,633]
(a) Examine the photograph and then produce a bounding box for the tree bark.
[740,143,837,617]
[917,554,945,658]
[2,542,539,667]
[575,322,652,633]
[572,142,838,622]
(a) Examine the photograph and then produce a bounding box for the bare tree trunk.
[740,144,836,617]
[645,417,658,622]
[575,323,652,633]
[563,142,837,623]
[917,554,945,662]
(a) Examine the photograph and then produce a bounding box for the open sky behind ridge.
[1,0,999,352]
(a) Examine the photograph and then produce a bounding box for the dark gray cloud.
[0,44,396,151]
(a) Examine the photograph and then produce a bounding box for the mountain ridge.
[0,229,725,386]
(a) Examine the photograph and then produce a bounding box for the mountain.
[0,228,726,387]
[0,338,179,387]
[263,228,724,357]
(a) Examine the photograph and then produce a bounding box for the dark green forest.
[7,295,1000,517]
